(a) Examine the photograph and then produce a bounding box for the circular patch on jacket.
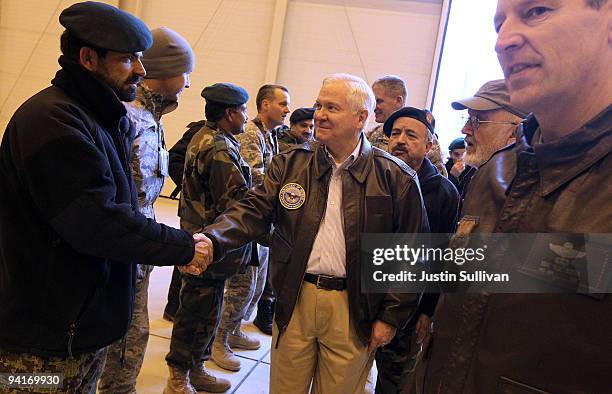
[279,183,306,210]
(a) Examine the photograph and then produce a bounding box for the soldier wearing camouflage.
[366,124,389,150]
[212,119,273,370]
[98,26,194,394]
[367,75,408,151]
[215,85,291,350]
[97,83,167,394]
[165,83,251,394]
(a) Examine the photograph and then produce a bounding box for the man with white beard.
[450,79,527,201]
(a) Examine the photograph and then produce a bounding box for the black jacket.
[418,157,459,234]
[0,57,195,357]
[168,120,205,196]
[413,158,459,319]
[204,137,429,344]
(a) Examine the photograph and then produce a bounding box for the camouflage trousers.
[217,245,269,335]
[0,347,106,393]
[166,275,225,370]
[375,325,414,394]
[97,268,151,393]
[245,245,269,319]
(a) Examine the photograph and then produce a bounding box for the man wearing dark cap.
[0,2,209,392]
[417,1,612,393]
[98,26,196,394]
[444,137,473,195]
[210,87,292,372]
[450,79,526,201]
[278,107,315,151]
[378,107,458,393]
[164,83,252,394]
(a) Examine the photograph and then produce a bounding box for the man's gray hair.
[372,75,408,105]
[322,73,375,117]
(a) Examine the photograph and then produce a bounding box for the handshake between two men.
[178,233,215,276]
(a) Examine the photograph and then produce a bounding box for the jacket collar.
[205,120,240,146]
[517,105,612,196]
[135,84,172,121]
[51,56,127,132]
[314,133,372,183]
[417,157,438,183]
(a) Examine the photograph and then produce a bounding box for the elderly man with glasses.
[450,79,527,201]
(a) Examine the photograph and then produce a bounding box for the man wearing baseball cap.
[378,107,459,393]
[0,3,209,391]
[450,79,527,198]
[278,107,315,151]
[97,26,196,394]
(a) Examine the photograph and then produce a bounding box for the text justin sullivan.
[373,270,509,282]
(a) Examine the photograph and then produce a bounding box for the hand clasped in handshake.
[178,233,214,276]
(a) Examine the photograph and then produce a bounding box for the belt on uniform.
[304,273,347,291]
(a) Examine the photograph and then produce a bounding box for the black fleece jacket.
[0,57,194,357]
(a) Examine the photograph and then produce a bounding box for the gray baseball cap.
[451,79,528,118]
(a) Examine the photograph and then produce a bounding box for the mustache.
[127,75,142,85]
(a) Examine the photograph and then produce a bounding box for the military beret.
[383,107,434,138]
[201,83,249,106]
[448,137,466,151]
[59,1,152,53]
[290,107,315,124]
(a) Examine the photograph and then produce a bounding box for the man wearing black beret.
[164,83,252,394]
[0,2,210,391]
[377,107,458,393]
[277,107,315,151]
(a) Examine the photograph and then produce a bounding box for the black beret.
[383,107,434,138]
[290,107,315,124]
[448,137,466,151]
[201,83,249,106]
[59,1,152,53]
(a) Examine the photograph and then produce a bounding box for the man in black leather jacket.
[202,73,429,393]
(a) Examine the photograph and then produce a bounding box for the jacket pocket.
[366,196,392,215]
[269,231,292,297]
[270,230,292,264]
[497,376,552,394]
[365,196,393,232]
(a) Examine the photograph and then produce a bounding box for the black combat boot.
[253,299,274,335]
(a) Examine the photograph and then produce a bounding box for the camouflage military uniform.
[0,348,106,393]
[166,121,252,371]
[277,125,300,152]
[427,135,448,178]
[213,117,278,342]
[366,124,389,150]
[97,85,169,393]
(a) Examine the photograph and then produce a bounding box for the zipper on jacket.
[67,323,76,359]
[120,336,128,367]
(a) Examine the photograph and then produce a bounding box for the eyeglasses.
[462,115,519,130]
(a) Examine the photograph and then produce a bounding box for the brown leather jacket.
[204,135,429,344]
[421,106,611,394]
